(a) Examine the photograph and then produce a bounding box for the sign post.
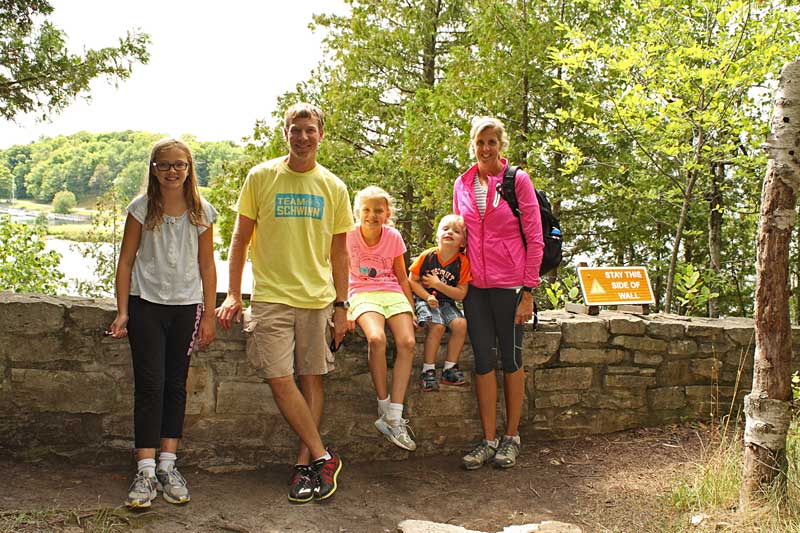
[576,266,655,311]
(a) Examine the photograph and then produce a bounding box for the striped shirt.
[473,174,487,218]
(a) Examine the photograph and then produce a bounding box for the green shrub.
[52,190,77,214]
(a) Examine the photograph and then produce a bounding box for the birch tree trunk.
[740,60,800,506]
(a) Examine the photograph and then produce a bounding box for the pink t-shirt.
[347,225,407,298]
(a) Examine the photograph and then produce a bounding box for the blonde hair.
[284,102,325,130]
[144,138,208,231]
[353,186,396,227]
[438,214,467,250]
[469,116,510,158]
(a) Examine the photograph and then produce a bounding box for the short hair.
[469,116,510,158]
[353,186,396,227]
[284,102,325,130]
[438,214,465,232]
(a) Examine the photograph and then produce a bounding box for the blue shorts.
[415,300,464,327]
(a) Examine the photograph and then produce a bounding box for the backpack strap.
[498,165,527,249]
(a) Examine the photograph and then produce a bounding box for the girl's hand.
[198,313,216,348]
[515,291,534,324]
[347,319,356,332]
[426,293,439,309]
[108,313,129,338]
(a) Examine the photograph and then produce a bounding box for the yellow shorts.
[244,302,335,379]
[348,290,413,321]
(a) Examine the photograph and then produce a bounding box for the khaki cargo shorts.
[243,301,335,379]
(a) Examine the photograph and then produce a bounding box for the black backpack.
[496,165,563,275]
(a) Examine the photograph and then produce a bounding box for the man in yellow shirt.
[216,102,353,503]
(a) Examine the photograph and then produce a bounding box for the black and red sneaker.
[312,450,342,501]
[287,464,315,504]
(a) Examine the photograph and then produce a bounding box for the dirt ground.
[1,424,711,533]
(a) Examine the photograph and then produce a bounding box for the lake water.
[46,239,253,298]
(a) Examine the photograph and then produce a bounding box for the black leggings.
[462,287,523,375]
[128,296,201,449]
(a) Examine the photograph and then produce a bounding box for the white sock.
[158,451,177,471]
[444,361,457,370]
[137,458,156,477]
[486,438,499,448]
[377,396,391,416]
[422,363,435,373]
[387,402,404,421]
[314,451,332,462]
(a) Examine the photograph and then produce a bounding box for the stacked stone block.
[0,292,796,470]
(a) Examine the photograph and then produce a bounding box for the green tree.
[0,0,150,120]
[52,189,76,213]
[550,0,800,314]
[0,215,64,294]
[0,161,12,199]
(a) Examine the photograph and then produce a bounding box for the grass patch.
[47,223,100,241]
[0,506,159,532]
[668,419,800,532]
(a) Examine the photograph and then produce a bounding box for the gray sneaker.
[156,464,191,504]
[374,414,417,451]
[125,472,158,508]
[462,439,497,470]
[493,435,521,468]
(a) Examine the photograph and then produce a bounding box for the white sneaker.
[374,414,417,451]
[125,472,158,508]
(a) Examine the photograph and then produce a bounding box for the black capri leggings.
[127,296,201,449]
[462,286,523,375]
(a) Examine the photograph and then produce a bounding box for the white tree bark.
[741,59,800,506]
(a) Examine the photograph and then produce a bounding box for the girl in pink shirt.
[347,186,417,452]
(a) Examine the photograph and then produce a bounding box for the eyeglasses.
[152,161,189,171]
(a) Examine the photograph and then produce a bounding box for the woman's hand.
[515,291,534,324]
[198,313,216,348]
[108,313,129,338]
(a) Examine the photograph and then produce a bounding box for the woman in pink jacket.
[453,116,544,470]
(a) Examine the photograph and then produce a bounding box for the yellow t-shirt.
[236,157,354,308]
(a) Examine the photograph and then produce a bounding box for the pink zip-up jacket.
[453,160,544,289]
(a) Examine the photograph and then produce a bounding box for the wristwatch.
[333,300,350,309]
[520,286,534,294]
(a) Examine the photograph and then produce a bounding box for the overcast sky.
[0,0,348,149]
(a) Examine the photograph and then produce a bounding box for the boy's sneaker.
[312,450,342,501]
[287,464,316,504]
[441,365,465,386]
[125,472,158,508]
[493,435,521,469]
[155,464,190,504]
[462,439,497,470]
[374,414,417,451]
[420,369,439,392]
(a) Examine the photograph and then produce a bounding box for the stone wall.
[1,292,798,469]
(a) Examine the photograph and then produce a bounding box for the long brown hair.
[144,138,207,231]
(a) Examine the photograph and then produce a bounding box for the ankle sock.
[444,361,457,370]
[137,458,156,478]
[486,438,499,448]
[313,451,332,463]
[377,396,391,416]
[158,451,177,472]
[387,402,404,421]
[422,363,435,373]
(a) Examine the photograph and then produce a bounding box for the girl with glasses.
[108,138,218,508]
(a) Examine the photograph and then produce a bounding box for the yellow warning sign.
[577,266,655,306]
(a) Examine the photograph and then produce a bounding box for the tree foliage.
[51,189,75,213]
[0,0,150,121]
[0,131,245,203]
[210,0,799,317]
[0,215,63,294]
